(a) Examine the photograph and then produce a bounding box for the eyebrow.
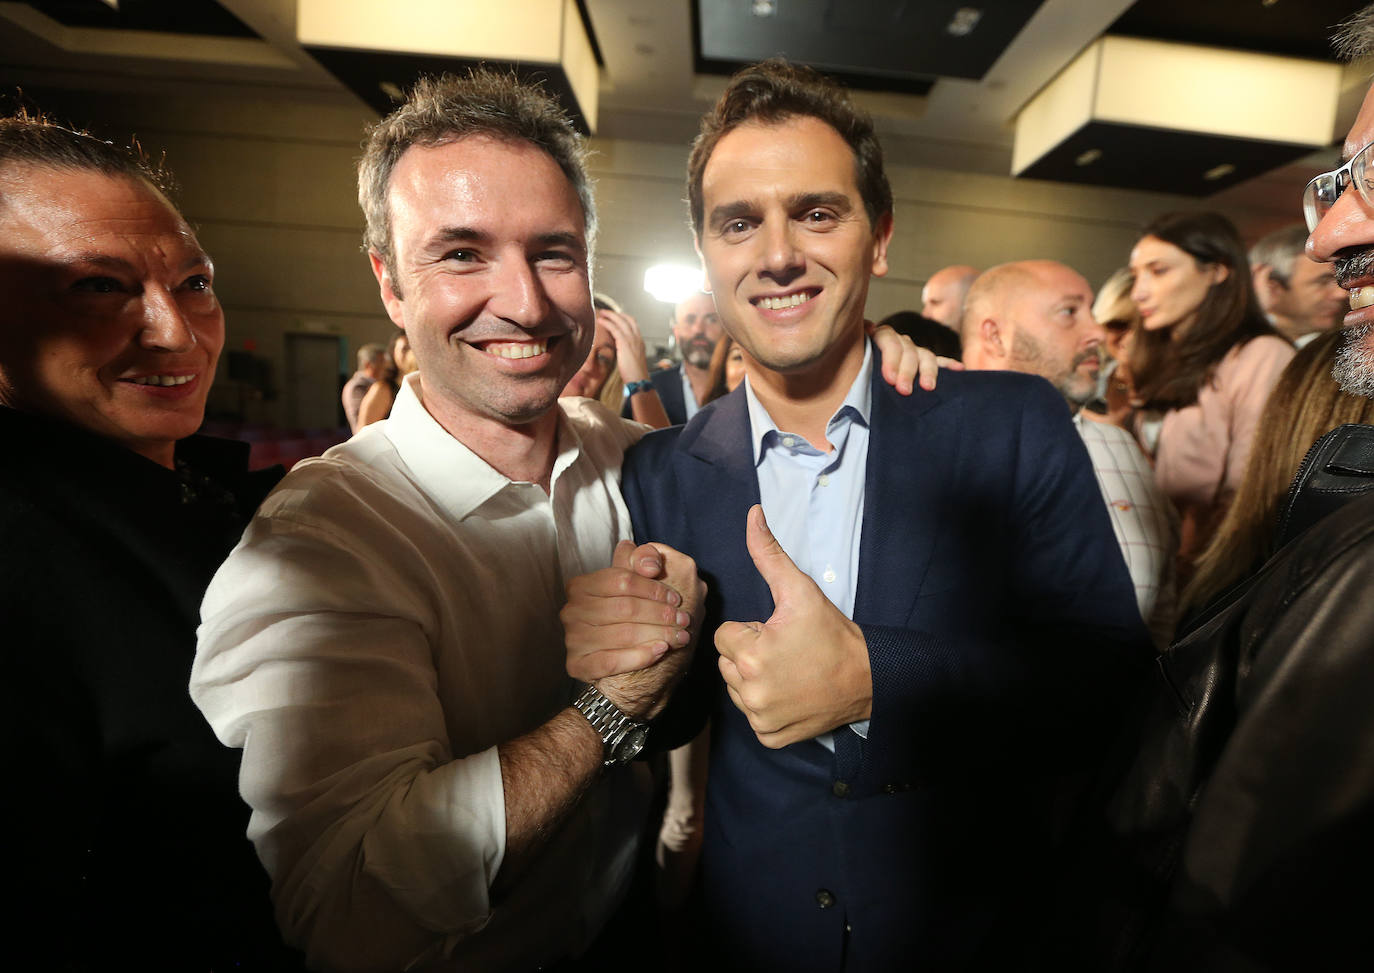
[426,226,585,255]
[67,251,211,274]
[708,191,855,229]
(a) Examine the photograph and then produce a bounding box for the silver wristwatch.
[572,683,650,767]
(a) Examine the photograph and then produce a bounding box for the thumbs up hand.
[714,505,872,749]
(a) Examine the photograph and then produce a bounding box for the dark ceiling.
[1107,0,1370,62]
[693,0,1046,95]
[26,0,257,38]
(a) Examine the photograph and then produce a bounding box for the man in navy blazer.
[565,59,1149,971]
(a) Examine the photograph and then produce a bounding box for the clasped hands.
[562,505,873,748]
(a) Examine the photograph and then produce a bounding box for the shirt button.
[818,473,830,487]
[815,889,836,909]
[823,567,836,584]
[831,779,849,798]
[782,435,797,448]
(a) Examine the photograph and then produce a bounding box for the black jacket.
[1102,424,1374,971]
[1,407,299,970]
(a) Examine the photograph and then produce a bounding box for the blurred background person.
[705,333,748,402]
[0,111,297,969]
[1091,268,1140,428]
[341,341,387,433]
[1181,328,1374,618]
[630,290,724,424]
[356,328,415,428]
[878,309,963,361]
[1249,223,1347,348]
[1126,211,1293,573]
[962,260,1178,648]
[563,293,670,427]
[920,263,979,330]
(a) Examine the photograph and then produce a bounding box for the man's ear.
[979,317,1007,361]
[870,211,895,278]
[369,250,407,329]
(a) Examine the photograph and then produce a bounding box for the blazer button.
[831,780,849,798]
[815,889,836,909]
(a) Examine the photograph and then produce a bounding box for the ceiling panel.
[694,0,1046,95]
[1107,0,1369,61]
[25,0,258,38]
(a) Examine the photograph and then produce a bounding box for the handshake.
[560,506,873,747]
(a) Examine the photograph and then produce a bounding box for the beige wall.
[19,82,1302,426]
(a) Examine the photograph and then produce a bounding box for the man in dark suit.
[563,60,1149,971]
[625,291,723,424]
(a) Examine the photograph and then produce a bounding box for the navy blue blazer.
[621,360,1151,971]
[622,363,688,425]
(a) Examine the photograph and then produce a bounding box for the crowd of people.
[4,4,1374,971]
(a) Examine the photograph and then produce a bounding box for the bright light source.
[1075,148,1103,166]
[947,7,982,37]
[1203,163,1236,181]
[643,264,703,304]
[379,81,405,101]
[752,0,777,17]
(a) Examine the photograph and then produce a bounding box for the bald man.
[962,260,1177,647]
[920,264,979,329]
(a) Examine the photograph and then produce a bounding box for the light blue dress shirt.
[743,339,873,749]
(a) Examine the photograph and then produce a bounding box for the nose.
[487,256,549,328]
[759,220,804,283]
[1130,278,1148,305]
[1306,188,1370,264]
[139,286,197,352]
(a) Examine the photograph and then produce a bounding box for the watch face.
[613,726,649,763]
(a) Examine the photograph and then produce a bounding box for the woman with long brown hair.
[1127,211,1295,567]
[1181,328,1374,616]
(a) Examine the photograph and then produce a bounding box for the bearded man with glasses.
[1100,7,1374,968]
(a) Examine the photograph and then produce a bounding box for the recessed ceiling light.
[1204,163,1236,180]
[751,0,777,17]
[379,81,404,101]
[947,7,983,37]
[1075,148,1103,166]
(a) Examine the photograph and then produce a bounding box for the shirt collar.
[384,372,582,520]
[743,338,873,466]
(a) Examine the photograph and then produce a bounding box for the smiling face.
[1129,235,1228,336]
[0,164,223,467]
[696,115,892,389]
[1309,82,1374,394]
[370,135,593,433]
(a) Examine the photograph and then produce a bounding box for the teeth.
[1350,287,1374,311]
[484,341,548,359]
[132,375,194,386]
[759,292,812,311]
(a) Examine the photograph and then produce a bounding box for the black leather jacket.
[1103,424,1374,971]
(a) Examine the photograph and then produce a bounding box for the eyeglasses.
[1303,141,1374,231]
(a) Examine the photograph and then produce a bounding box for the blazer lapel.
[853,370,960,627]
[681,390,773,622]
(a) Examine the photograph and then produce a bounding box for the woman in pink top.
[1126,211,1294,572]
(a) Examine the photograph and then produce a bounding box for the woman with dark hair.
[1127,211,1294,567]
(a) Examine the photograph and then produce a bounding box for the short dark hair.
[1129,211,1281,409]
[686,58,892,238]
[0,108,177,200]
[878,311,963,362]
[358,69,595,291]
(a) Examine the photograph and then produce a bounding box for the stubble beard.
[1333,323,1374,397]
